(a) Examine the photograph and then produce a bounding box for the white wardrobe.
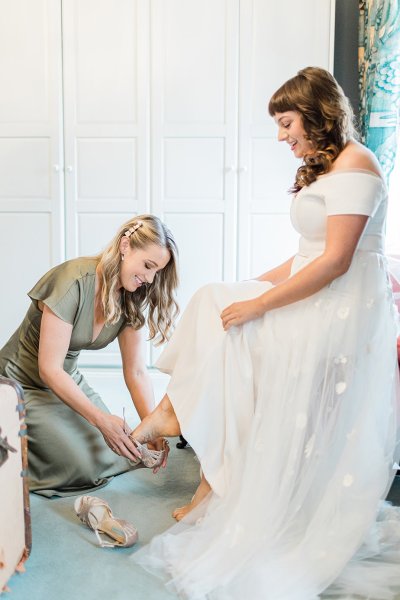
[0,0,334,407]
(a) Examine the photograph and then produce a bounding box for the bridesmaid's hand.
[221,298,265,330]
[97,414,141,461]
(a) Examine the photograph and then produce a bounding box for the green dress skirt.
[0,257,134,497]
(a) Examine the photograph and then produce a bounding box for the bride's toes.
[172,506,181,519]
[172,505,190,521]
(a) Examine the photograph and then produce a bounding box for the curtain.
[359,0,400,183]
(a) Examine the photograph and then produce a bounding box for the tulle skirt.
[134,250,400,600]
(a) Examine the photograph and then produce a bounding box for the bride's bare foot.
[172,474,211,521]
[130,394,180,446]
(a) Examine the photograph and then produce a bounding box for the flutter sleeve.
[323,171,384,217]
[28,263,80,325]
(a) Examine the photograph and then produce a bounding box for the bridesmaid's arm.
[38,305,140,460]
[118,326,155,420]
[118,326,169,470]
[221,213,368,330]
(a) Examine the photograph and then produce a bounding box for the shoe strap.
[76,496,137,548]
[94,529,117,548]
[132,439,166,468]
[77,495,112,530]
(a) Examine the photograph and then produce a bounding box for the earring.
[121,254,124,261]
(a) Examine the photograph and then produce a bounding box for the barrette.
[125,220,143,237]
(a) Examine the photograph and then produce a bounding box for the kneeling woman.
[0,215,178,497]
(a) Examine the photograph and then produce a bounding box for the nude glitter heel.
[74,495,138,548]
[129,438,169,469]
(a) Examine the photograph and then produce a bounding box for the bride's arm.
[221,213,368,330]
[255,256,295,284]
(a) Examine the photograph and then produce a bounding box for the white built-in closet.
[0,0,334,408]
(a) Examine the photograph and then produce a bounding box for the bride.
[129,67,400,599]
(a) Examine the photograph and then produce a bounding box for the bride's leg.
[172,472,211,521]
[130,394,181,443]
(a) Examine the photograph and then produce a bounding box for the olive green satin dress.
[0,257,133,497]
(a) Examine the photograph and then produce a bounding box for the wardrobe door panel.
[0,0,50,123]
[63,0,149,366]
[77,213,134,257]
[238,0,335,279]
[249,0,334,135]
[151,212,225,364]
[0,214,53,342]
[250,139,297,213]
[151,0,239,366]
[161,0,227,125]
[63,0,149,255]
[164,138,225,202]
[73,0,137,124]
[0,0,63,347]
[151,0,239,287]
[76,139,137,201]
[165,213,224,309]
[249,214,299,279]
[0,139,51,199]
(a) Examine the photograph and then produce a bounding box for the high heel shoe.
[74,495,138,548]
[129,438,169,469]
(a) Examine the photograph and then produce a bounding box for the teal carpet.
[7,441,198,600]
[6,444,400,600]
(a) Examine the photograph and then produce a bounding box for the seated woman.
[129,68,400,598]
[0,215,178,497]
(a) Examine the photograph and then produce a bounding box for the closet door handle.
[53,164,60,172]
[225,165,236,173]
[238,166,248,173]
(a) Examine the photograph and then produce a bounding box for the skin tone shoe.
[74,495,138,548]
[129,438,170,469]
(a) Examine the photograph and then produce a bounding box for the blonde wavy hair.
[97,215,179,345]
[268,67,358,193]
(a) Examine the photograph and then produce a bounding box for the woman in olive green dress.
[0,215,179,497]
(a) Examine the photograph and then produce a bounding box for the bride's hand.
[221,298,265,330]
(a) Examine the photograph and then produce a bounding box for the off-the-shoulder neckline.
[316,168,384,183]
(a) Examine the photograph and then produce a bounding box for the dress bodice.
[28,257,125,353]
[0,257,126,386]
[290,170,387,260]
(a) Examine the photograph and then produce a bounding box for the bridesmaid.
[0,215,178,497]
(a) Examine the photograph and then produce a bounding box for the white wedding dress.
[135,170,400,600]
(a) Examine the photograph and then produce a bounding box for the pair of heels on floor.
[74,439,169,548]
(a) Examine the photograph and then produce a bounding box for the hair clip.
[124,221,143,238]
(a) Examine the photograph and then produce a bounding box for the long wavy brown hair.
[268,67,358,193]
[96,215,179,345]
